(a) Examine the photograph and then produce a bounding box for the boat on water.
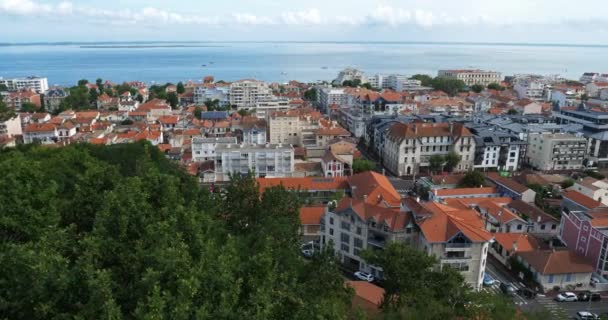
[202,64,207,67]
[321,66,328,69]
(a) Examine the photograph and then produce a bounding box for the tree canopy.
[352,159,376,174]
[0,99,16,122]
[430,77,467,96]
[471,84,485,93]
[459,171,486,188]
[411,74,433,87]
[0,142,353,319]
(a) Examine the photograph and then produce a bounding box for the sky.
[1,0,607,43]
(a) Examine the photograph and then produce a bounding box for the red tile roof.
[300,206,325,225]
[348,171,401,207]
[517,249,594,275]
[493,233,540,253]
[23,123,56,133]
[563,190,604,210]
[487,172,531,194]
[346,281,385,308]
[434,187,497,197]
[418,201,492,243]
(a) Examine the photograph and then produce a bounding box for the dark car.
[500,282,517,296]
[518,288,537,299]
[578,291,601,302]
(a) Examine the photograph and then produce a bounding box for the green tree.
[194,106,203,120]
[430,77,466,96]
[443,152,462,172]
[561,178,575,189]
[77,79,89,86]
[487,83,503,91]
[303,88,318,101]
[0,99,16,121]
[176,82,185,94]
[411,74,433,87]
[459,171,486,188]
[166,92,179,109]
[20,102,40,112]
[96,78,103,91]
[352,159,376,173]
[0,83,8,91]
[429,155,445,173]
[582,93,589,101]
[507,109,518,115]
[471,84,484,93]
[89,87,99,104]
[136,94,144,103]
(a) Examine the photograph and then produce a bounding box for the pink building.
[560,191,608,275]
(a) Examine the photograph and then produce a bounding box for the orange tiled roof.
[300,206,325,225]
[563,190,603,210]
[23,123,56,133]
[493,233,539,253]
[348,171,401,207]
[517,249,594,275]
[418,201,492,243]
[434,187,497,197]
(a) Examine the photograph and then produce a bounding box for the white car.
[555,292,578,302]
[354,271,374,282]
[576,311,599,320]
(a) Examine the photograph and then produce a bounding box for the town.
[4,69,608,319]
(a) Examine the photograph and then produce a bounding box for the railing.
[445,243,472,248]
[367,238,386,248]
[442,255,472,260]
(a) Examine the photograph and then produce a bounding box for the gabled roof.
[417,201,492,243]
[563,190,604,210]
[24,123,56,133]
[517,249,594,275]
[348,171,401,207]
[477,199,524,224]
[346,281,385,308]
[507,200,558,223]
[434,187,497,197]
[493,233,540,253]
[300,206,325,225]
[335,197,409,232]
[486,172,531,194]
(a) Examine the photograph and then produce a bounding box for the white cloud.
[232,13,275,25]
[281,9,322,25]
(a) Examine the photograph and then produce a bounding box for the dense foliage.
[0,142,352,319]
[459,171,486,188]
[352,159,376,174]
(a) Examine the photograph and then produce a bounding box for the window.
[341,233,350,243]
[565,273,572,282]
[581,236,587,242]
[517,224,523,230]
[354,238,363,248]
[354,248,361,256]
[510,152,516,157]
[341,243,350,253]
[541,224,546,230]
[356,227,362,235]
[584,225,589,231]
[330,217,334,225]
[547,275,554,284]
[329,228,334,236]
[341,221,351,231]
[552,224,557,230]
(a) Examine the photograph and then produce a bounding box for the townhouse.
[0,115,22,137]
[382,122,476,176]
[4,90,41,110]
[486,172,536,203]
[470,128,526,171]
[507,200,560,235]
[23,123,58,144]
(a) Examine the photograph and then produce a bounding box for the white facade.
[191,137,237,162]
[0,76,48,93]
[255,98,290,119]
[437,70,502,86]
[514,81,546,100]
[332,68,367,85]
[229,80,272,109]
[214,143,295,182]
[193,86,229,106]
[0,116,22,137]
[527,132,587,171]
[318,87,346,112]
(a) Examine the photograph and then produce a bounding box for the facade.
[4,90,41,110]
[214,143,294,181]
[382,122,476,176]
[191,137,237,162]
[554,108,608,168]
[0,116,22,137]
[471,130,526,171]
[486,173,536,203]
[0,76,49,93]
[300,206,325,243]
[193,86,229,106]
[318,87,346,114]
[526,132,587,171]
[437,69,502,86]
[43,87,69,113]
[517,249,594,292]
[23,123,58,144]
[254,97,290,119]
[570,177,608,206]
[229,80,272,109]
[507,200,560,235]
[332,68,367,86]
[514,81,546,100]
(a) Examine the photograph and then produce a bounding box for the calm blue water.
[0,42,607,86]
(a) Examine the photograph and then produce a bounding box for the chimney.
[449,122,453,134]
[537,216,541,223]
[512,241,518,253]
[416,197,420,203]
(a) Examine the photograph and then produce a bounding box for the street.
[485,257,608,319]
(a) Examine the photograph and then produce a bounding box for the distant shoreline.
[0,41,607,48]
[80,45,226,49]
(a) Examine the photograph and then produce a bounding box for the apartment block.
[382,122,476,176]
[191,137,238,162]
[526,132,587,171]
[229,80,272,109]
[0,76,49,93]
[0,116,22,137]
[437,69,502,86]
[213,143,294,182]
[317,87,347,113]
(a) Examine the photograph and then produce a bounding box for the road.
[485,257,608,319]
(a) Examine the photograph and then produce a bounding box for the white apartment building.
[514,81,546,100]
[268,110,322,146]
[191,137,238,162]
[255,97,290,119]
[0,116,22,137]
[332,68,367,86]
[193,86,229,106]
[382,122,476,176]
[0,76,49,93]
[367,74,420,91]
[437,70,502,86]
[213,143,294,182]
[229,80,272,109]
[317,87,346,113]
[526,132,587,171]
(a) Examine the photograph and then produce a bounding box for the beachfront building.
[0,76,48,93]
[229,79,273,109]
[382,122,476,176]
[333,68,367,86]
[526,132,587,171]
[437,69,502,86]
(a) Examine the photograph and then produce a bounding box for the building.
[526,132,587,171]
[437,69,502,86]
[332,68,367,86]
[506,200,560,235]
[317,87,346,114]
[429,187,501,202]
[193,85,229,107]
[300,206,325,242]
[191,137,237,162]
[0,115,22,137]
[4,90,41,110]
[254,97,290,119]
[213,143,294,181]
[346,281,384,317]
[486,173,536,203]
[229,80,272,109]
[43,87,69,113]
[382,122,476,176]
[477,199,528,233]
[569,177,608,206]
[23,123,58,144]
[554,108,608,168]
[257,176,349,203]
[517,249,594,292]
[0,76,48,93]
[470,129,526,171]
[514,80,546,101]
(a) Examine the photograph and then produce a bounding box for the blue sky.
[1,0,607,43]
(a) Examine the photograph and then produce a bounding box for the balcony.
[367,236,386,248]
[445,243,472,248]
[442,254,472,260]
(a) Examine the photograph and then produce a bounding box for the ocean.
[1,42,607,86]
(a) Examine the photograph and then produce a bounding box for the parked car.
[518,288,537,299]
[499,282,517,296]
[555,292,578,302]
[354,271,374,282]
[578,291,601,302]
[483,273,497,286]
[575,311,599,320]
